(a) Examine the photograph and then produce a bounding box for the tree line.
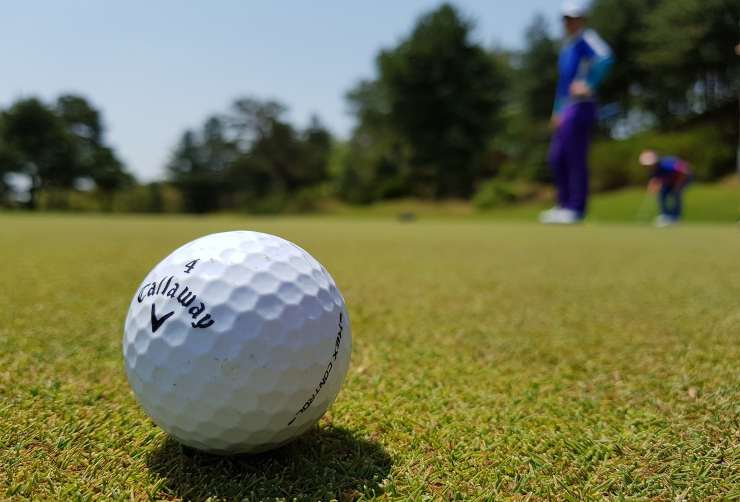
[167,99,332,213]
[1,0,738,212]
[0,95,132,209]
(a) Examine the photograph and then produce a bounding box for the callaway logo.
[137,275,216,333]
[150,304,174,333]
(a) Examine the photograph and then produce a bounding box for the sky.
[1,1,564,181]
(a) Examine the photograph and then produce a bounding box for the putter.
[635,190,653,223]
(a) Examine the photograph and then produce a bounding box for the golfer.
[540,1,614,224]
[639,150,692,226]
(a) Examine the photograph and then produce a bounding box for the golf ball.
[123,231,351,454]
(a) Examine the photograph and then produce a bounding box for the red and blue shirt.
[652,156,692,186]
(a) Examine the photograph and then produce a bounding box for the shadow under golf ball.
[145,425,392,500]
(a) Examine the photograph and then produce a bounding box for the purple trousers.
[548,101,597,217]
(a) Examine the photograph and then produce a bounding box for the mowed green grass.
[482,182,740,223]
[322,181,739,224]
[1,213,739,500]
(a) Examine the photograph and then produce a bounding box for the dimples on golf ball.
[123,231,351,454]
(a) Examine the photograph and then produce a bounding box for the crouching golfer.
[639,150,692,227]
[540,1,614,224]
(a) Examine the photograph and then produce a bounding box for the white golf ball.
[122,231,351,454]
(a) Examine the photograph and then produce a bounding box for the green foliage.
[338,79,412,204]
[2,214,739,499]
[29,183,183,213]
[111,183,183,213]
[639,0,740,120]
[168,99,333,213]
[493,112,553,184]
[518,14,560,122]
[344,3,507,202]
[589,0,659,112]
[588,0,739,125]
[285,183,334,213]
[380,4,505,197]
[472,178,539,209]
[0,95,130,209]
[336,137,410,204]
[168,121,231,214]
[1,98,78,207]
[485,16,557,186]
[56,94,103,144]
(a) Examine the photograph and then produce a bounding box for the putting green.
[1,214,738,499]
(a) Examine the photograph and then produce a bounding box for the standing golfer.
[540,1,614,224]
[639,150,692,226]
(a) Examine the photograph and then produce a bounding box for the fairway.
[2,214,739,500]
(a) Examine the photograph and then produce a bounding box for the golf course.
[2,0,739,498]
[2,212,738,500]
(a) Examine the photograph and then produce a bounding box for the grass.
[479,182,740,223]
[1,213,739,500]
[317,181,739,223]
[588,182,740,223]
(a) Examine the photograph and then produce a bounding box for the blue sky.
[1,1,564,181]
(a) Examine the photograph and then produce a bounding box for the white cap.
[639,150,659,167]
[561,0,588,18]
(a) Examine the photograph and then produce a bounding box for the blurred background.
[1,0,738,218]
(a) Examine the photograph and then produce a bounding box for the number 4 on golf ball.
[122,231,352,454]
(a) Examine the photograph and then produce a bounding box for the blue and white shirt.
[553,29,614,115]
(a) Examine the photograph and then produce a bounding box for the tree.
[300,115,333,187]
[588,0,660,114]
[56,94,103,145]
[55,94,131,209]
[639,0,740,123]
[168,97,333,212]
[90,147,134,211]
[227,98,300,203]
[1,98,78,208]
[377,4,506,198]
[518,14,559,122]
[0,94,131,210]
[339,80,410,203]
[491,14,559,183]
[0,118,17,206]
[168,128,222,213]
[229,98,287,150]
[227,98,333,207]
[737,43,740,174]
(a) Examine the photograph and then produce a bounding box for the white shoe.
[540,208,580,225]
[654,214,676,228]
[539,206,563,224]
